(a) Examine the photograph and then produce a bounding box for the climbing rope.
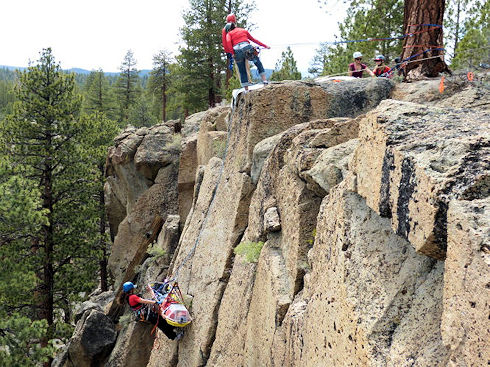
[267,24,443,48]
[319,53,446,79]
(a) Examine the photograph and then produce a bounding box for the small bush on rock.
[234,241,265,263]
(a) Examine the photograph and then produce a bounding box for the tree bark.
[454,0,461,58]
[162,80,167,122]
[98,164,108,292]
[39,152,55,352]
[401,0,450,79]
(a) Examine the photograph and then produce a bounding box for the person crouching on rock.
[348,52,375,78]
[120,281,181,340]
[224,14,270,91]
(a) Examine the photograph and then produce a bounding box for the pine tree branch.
[53,256,72,274]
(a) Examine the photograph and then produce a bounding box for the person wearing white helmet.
[373,55,391,77]
[348,52,375,78]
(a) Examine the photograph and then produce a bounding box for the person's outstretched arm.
[246,30,270,49]
[365,67,375,77]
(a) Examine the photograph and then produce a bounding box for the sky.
[1,0,346,75]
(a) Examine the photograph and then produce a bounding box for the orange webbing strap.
[151,305,161,336]
[150,304,162,351]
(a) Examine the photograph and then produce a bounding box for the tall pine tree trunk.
[98,165,108,291]
[453,0,461,58]
[209,57,216,107]
[39,159,55,349]
[401,0,450,79]
[162,83,167,122]
[206,0,216,107]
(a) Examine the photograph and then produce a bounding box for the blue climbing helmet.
[123,281,136,293]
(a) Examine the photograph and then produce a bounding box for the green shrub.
[146,245,167,258]
[213,139,227,159]
[234,241,265,263]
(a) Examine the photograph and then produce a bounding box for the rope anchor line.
[268,24,443,48]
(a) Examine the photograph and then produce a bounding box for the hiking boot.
[262,80,269,85]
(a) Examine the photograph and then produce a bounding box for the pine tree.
[450,0,489,68]
[127,95,158,127]
[311,0,404,76]
[115,50,141,124]
[78,112,120,292]
[0,48,101,353]
[176,0,254,112]
[400,0,449,78]
[148,50,173,122]
[270,46,302,81]
[83,69,116,119]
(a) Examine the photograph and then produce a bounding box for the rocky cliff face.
[58,77,489,367]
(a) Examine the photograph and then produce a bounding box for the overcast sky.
[1,0,346,74]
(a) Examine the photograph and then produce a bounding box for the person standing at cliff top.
[222,13,236,70]
[224,13,270,90]
[348,52,375,78]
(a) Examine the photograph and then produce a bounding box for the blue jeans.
[234,44,265,87]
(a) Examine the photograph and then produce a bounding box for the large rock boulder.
[228,79,393,176]
[108,163,179,290]
[151,80,394,366]
[271,184,449,366]
[105,321,156,367]
[106,124,181,290]
[178,135,198,225]
[317,77,394,117]
[303,138,359,196]
[352,99,489,260]
[178,107,230,225]
[55,310,116,367]
[442,198,490,366]
[207,116,362,366]
[196,106,229,166]
[105,124,180,238]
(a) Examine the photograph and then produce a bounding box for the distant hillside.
[251,68,274,80]
[0,65,152,77]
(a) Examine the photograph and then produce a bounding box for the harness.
[127,296,151,321]
[233,42,259,61]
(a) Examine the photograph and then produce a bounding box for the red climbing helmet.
[226,13,236,23]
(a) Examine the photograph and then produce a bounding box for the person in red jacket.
[222,14,236,70]
[373,55,391,77]
[224,15,270,90]
[119,281,182,340]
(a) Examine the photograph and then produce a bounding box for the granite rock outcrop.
[60,77,489,367]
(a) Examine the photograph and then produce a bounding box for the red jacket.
[129,294,143,310]
[225,28,268,55]
[222,28,233,54]
[374,66,391,77]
